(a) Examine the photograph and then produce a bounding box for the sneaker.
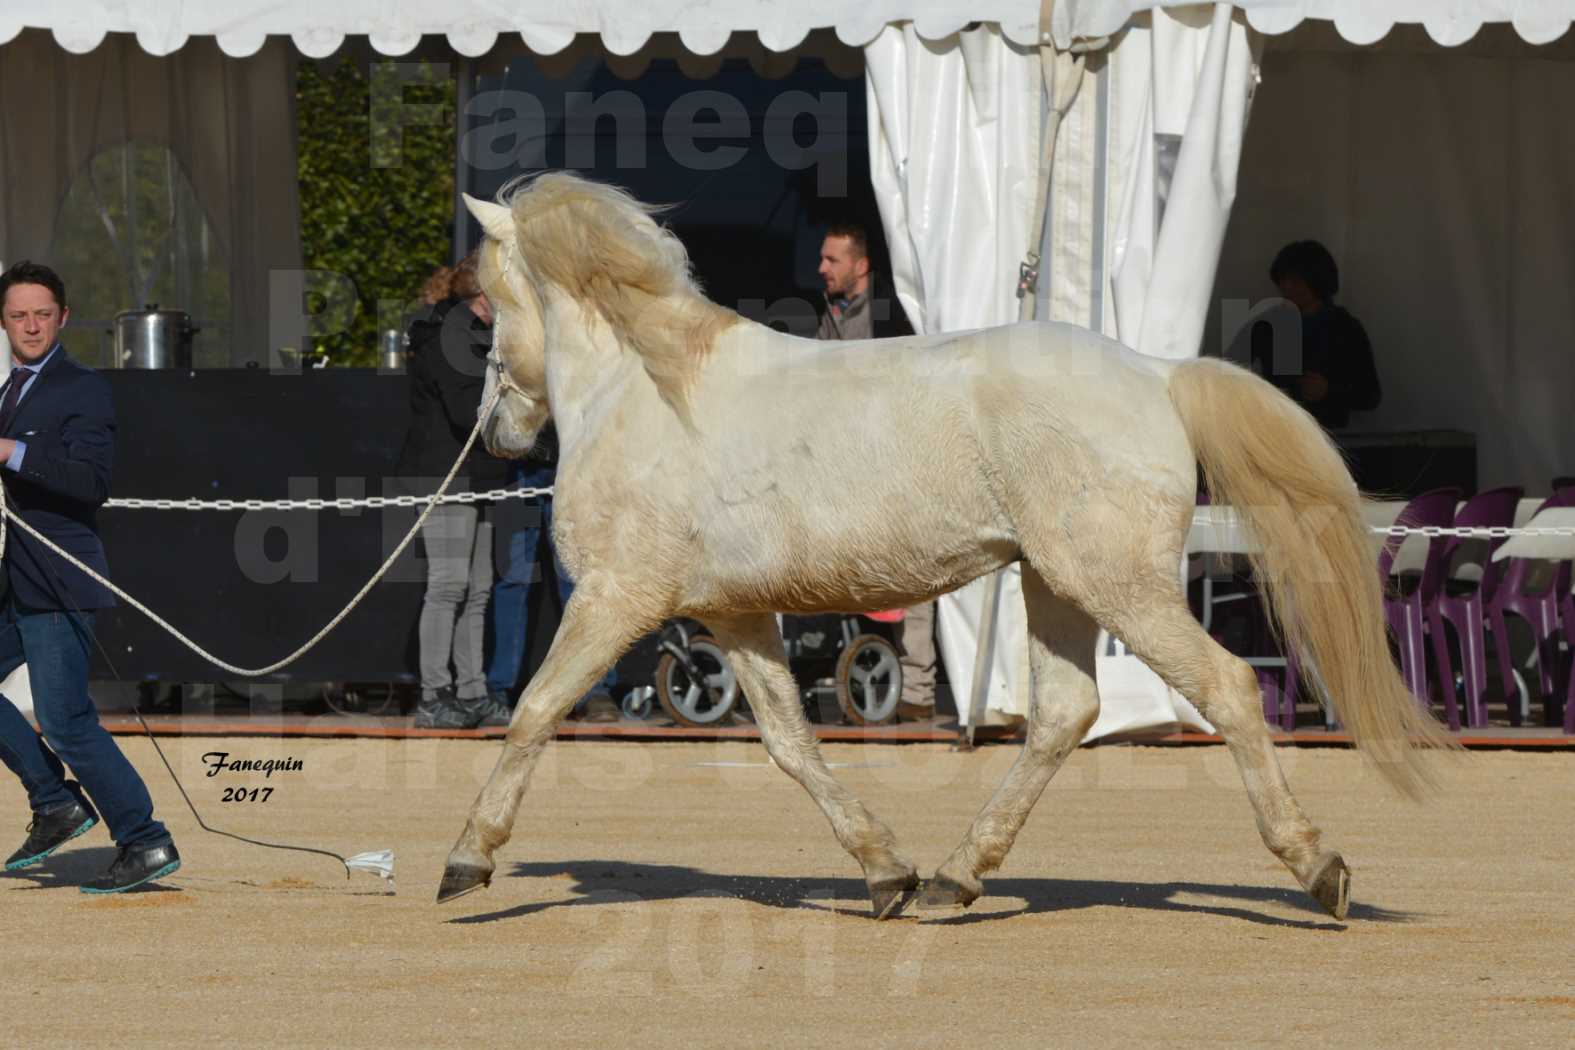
[413,688,484,730]
[80,842,181,894]
[5,796,99,871]
[479,689,514,728]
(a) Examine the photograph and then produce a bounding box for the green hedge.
[296,59,456,366]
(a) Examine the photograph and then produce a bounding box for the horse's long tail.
[1168,358,1457,798]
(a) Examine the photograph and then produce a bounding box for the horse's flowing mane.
[499,172,740,417]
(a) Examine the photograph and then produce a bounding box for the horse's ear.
[464,194,515,243]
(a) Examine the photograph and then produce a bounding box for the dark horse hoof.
[436,862,492,904]
[917,874,979,911]
[869,872,920,920]
[1308,853,1350,921]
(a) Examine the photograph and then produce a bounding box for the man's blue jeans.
[0,605,171,849]
[486,463,617,701]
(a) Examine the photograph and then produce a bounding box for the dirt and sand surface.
[2,735,1571,1048]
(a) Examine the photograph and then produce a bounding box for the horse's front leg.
[437,582,656,902]
[708,614,919,919]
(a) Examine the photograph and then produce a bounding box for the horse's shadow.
[0,845,180,893]
[448,859,1419,931]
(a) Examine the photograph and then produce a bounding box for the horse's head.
[465,193,550,459]
[472,173,741,429]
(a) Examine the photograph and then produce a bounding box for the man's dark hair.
[825,222,869,260]
[0,260,68,311]
[1269,240,1338,302]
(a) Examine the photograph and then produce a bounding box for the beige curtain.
[0,29,301,367]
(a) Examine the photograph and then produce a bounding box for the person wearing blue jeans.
[0,261,178,893]
[0,609,174,882]
[486,456,619,721]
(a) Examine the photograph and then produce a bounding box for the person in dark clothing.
[1251,239,1381,430]
[0,260,180,893]
[394,253,510,729]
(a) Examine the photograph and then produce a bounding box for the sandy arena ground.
[2,736,1571,1048]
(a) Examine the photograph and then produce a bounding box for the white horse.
[439,172,1451,920]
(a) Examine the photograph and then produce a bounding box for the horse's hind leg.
[921,569,1102,910]
[707,614,919,918]
[438,581,656,902]
[1095,581,1349,919]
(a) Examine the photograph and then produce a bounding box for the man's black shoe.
[5,797,99,871]
[79,842,181,894]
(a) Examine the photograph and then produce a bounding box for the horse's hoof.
[436,862,492,904]
[1307,853,1350,921]
[868,872,920,920]
[917,873,979,911]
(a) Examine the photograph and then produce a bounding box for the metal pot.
[113,304,197,369]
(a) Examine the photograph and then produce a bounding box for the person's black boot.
[80,842,181,894]
[5,795,99,871]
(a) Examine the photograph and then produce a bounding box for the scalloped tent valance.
[0,1,1041,59]
[1052,1,1573,49]
[1,1,1570,59]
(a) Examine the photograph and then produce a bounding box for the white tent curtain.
[866,5,1259,734]
[1088,4,1259,735]
[1108,4,1261,360]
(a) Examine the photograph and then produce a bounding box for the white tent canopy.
[1,1,1570,58]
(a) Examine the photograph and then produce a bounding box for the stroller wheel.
[621,685,657,721]
[655,635,741,726]
[835,634,903,725]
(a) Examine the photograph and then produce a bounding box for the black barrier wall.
[91,368,561,685]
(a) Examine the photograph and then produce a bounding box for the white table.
[1493,506,1575,562]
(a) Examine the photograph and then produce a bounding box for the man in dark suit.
[0,260,179,892]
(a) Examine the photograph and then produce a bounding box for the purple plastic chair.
[1546,478,1575,731]
[1428,486,1522,728]
[1557,587,1575,734]
[1377,488,1461,727]
[1489,486,1575,726]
